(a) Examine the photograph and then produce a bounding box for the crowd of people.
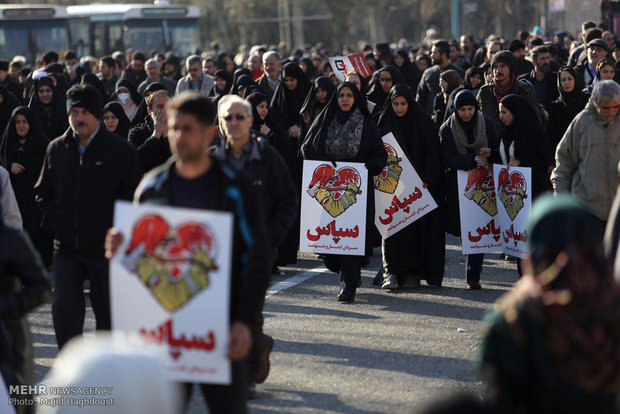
[1,16,620,414]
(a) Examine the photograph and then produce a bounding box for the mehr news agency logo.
[9,385,114,408]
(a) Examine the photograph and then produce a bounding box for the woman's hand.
[10,163,25,174]
[260,124,271,136]
[288,125,300,138]
[479,147,491,158]
[508,159,520,167]
[474,156,488,166]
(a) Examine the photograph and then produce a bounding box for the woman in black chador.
[0,106,52,265]
[270,62,312,143]
[377,84,445,289]
[301,82,387,303]
[28,77,68,139]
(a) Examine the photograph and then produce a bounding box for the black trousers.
[52,252,110,350]
[465,253,484,283]
[182,360,248,414]
[323,254,361,295]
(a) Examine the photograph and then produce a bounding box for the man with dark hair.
[519,45,558,108]
[460,34,476,63]
[508,39,534,77]
[99,55,118,99]
[106,92,271,414]
[42,51,59,67]
[129,89,172,172]
[203,57,217,76]
[450,39,471,70]
[416,39,465,115]
[163,55,182,82]
[0,59,22,102]
[568,21,600,67]
[477,50,538,131]
[63,50,81,84]
[120,51,147,89]
[34,84,142,350]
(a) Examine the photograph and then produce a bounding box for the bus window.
[167,19,198,56]
[0,23,29,59]
[32,20,69,56]
[69,18,90,56]
[93,23,106,57]
[123,21,165,53]
[108,23,124,53]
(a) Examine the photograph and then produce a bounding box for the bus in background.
[0,5,69,62]
[67,1,200,57]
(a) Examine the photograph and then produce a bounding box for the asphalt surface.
[29,235,518,413]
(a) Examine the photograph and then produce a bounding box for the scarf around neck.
[493,75,516,104]
[325,107,364,160]
[449,112,487,155]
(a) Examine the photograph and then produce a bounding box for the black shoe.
[337,291,355,303]
[468,282,482,290]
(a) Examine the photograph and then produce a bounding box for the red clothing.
[252,69,264,80]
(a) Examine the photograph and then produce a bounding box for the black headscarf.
[0,106,49,169]
[367,65,403,114]
[80,73,108,104]
[212,69,232,100]
[229,67,252,96]
[499,94,553,193]
[28,76,68,139]
[300,82,371,161]
[130,82,167,127]
[556,66,588,118]
[234,74,258,96]
[0,86,20,136]
[300,57,317,81]
[102,101,131,139]
[246,91,296,173]
[300,76,335,120]
[270,62,312,129]
[377,84,433,176]
[463,66,485,91]
[112,78,142,108]
[392,49,421,90]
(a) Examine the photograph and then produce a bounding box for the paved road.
[30,236,517,413]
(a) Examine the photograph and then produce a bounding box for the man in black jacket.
[214,95,297,396]
[128,89,172,172]
[519,45,559,109]
[34,84,142,350]
[106,92,272,414]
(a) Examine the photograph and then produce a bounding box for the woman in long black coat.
[271,62,312,142]
[300,76,335,142]
[367,66,403,118]
[0,86,20,135]
[28,77,68,139]
[498,94,553,199]
[546,66,589,152]
[102,102,131,140]
[247,91,299,268]
[391,49,422,91]
[0,106,51,266]
[301,82,387,302]
[440,90,500,289]
[377,84,445,288]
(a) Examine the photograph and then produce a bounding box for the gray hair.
[592,80,620,106]
[262,51,280,63]
[218,95,252,117]
[185,55,202,68]
[145,58,159,68]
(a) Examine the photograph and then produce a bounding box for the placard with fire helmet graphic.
[457,166,503,255]
[300,160,367,256]
[493,164,532,259]
[110,201,233,384]
[374,133,438,239]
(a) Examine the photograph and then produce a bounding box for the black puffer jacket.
[34,127,143,257]
[0,223,51,404]
[134,157,272,326]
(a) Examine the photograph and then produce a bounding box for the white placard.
[457,166,503,255]
[329,52,374,82]
[110,201,233,384]
[374,133,438,238]
[300,160,368,256]
[493,164,532,259]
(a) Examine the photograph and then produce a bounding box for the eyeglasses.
[223,113,249,122]
[379,78,393,83]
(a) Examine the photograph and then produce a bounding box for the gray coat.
[175,74,214,96]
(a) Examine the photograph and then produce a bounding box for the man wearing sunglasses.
[175,55,214,96]
[214,95,297,398]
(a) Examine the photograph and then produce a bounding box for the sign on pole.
[374,133,437,238]
[110,201,234,384]
[300,160,368,256]
[329,52,374,82]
